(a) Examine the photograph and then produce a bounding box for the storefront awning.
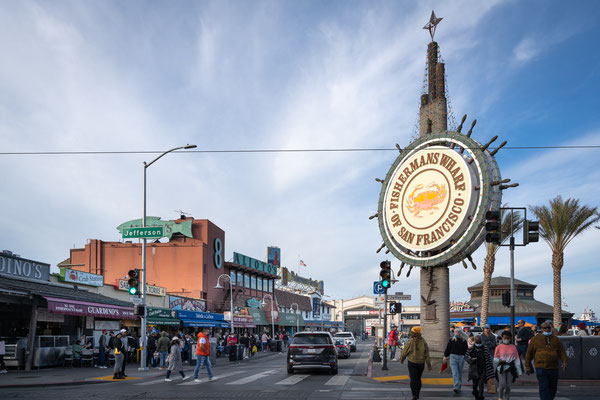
[147,317,181,326]
[277,312,304,327]
[181,319,229,328]
[475,316,538,325]
[44,296,135,319]
[177,310,229,329]
[246,309,268,325]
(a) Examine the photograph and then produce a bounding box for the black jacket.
[444,337,468,357]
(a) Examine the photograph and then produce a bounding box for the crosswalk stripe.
[325,375,349,386]
[178,370,247,385]
[134,378,170,386]
[275,374,311,385]
[226,369,278,385]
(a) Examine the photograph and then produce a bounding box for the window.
[257,277,262,291]
[230,270,236,286]
[237,271,243,287]
[244,273,250,288]
[251,275,257,290]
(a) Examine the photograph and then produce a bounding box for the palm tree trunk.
[481,253,495,326]
[552,251,564,327]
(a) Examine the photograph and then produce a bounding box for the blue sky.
[1,0,599,318]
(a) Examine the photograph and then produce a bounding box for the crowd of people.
[386,319,598,400]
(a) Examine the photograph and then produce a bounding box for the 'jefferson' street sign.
[122,227,163,239]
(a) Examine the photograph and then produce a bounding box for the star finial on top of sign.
[423,10,443,41]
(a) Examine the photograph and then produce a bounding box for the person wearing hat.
[400,326,431,400]
[165,337,190,382]
[576,322,589,336]
[97,329,108,368]
[119,329,129,377]
[388,324,399,361]
[112,331,125,380]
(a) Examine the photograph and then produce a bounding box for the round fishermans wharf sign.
[378,132,502,267]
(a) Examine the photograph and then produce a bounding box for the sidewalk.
[369,349,600,388]
[0,349,281,388]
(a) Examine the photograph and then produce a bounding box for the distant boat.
[579,305,599,322]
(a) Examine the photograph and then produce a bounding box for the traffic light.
[523,219,540,245]
[379,261,391,290]
[127,269,139,295]
[134,305,145,316]
[502,290,511,307]
[485,210,501,244]
[389,302,401,315]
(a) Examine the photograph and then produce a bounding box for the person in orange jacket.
[193,327,215,382]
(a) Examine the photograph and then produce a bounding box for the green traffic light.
[128,286,138,295]
[381,279,390,288]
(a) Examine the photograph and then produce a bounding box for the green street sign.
[122,227,164,239]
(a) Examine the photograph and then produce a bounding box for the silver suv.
[333,332,356,352]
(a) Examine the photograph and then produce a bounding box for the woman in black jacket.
[112,332,126,380]
[464,335,495,400]
[444,330,468,393]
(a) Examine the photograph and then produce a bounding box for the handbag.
[252,345,257,354]
[486,378,497,394]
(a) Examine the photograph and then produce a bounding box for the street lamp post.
[290,302,299,334]
[214,274,235,336]
[139,144,196,371]
[262,294,275,337]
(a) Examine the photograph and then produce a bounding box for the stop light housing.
[127,269,139,295]
[134,305,145,317]
[379,261,391,290]
[485,210,501,244]
[502,290,511,307]
[523,219,539,245]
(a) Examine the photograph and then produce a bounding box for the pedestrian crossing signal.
[389,302,401,315]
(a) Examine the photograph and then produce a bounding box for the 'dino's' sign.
[0,252,50,281]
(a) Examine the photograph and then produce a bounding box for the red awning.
[44,296,135,320]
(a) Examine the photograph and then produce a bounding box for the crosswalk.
[134,368,353,387]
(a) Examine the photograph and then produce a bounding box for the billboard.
[267,246,281,266]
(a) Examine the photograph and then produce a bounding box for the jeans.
[159,351,168,368]
[98,346,106,367]
[193,354,213,379]
[389,345,396,360]
[516,344,528,360]
[262,341,267,351]
[407,361,424,398]
[535,368,559,400]
[449,354,464,390]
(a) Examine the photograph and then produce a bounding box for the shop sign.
[169,295,206,311]
[147,307,176,319]
[233,252,278,275]
[365,318,379,327]
[0,253,50,281]
[86,316,94,330]
[95,320,120,330]
[281,267,324,294]
[37,307,65,323]
[117,279,166,296]
[450,301,474,313]
[45,297,135,319]
[267,246,281,266]
[246,298,261,309]
[278,313,298,324]
[346,310,380,316]
[223,312,254,324]
[116,217,194,239]
[312,297,321,318]
[59,268,104,287]
[177,310,223,321]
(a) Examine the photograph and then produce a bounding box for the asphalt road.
[3,342,598,399]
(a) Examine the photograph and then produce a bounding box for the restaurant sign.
[246,298,261,309]
[177,310,224,321]
[117,279,166,296]
[45,296,135,319]
[169,295,206,311]
[59,268,104,287]
[147,307,177,319]
[0,252,50,282]
[233,252,278,275]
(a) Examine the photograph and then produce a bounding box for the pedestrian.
[593,326,600,336]
[239,332,249,359]
[147,331,157,368]
[576,322,589,336]
[112,332,125,380]
[119,329,130,377]
[165,337,190,381]
[227,332,238,357]
[465,335,495,400]
[400,326,431,400]
[193,328,215,382]
[557,325,569,336]
[0,339,7,373]
[481,324,496,355]
[157,331,170,369]
[443,328,468,393]
[282,331,289,351]
[388,324,398,361]
[494,331,522,400]
[261,332,268,352]
[97,330,108,368]
[525,321,568,400]
[249,333,257,357]
[515,320,534,361]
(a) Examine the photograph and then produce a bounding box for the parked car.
[334,338,350,359]
[287,332,338,375]
[333,331,356,352]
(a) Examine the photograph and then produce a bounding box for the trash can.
[581,336,600,379]
[270,340,278,352]
[558,336,581,380]
[276,340,283,352]
[229,345,238,362]
[236,344,244,360]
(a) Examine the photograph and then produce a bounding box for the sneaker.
[194,379,202,383]
[0,370,7,374]
[165,378,172,382]
[182,376,191,380]
[208,376,216,381]
[100,366,107,369]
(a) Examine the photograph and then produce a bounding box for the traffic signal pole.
[382,290,388,370]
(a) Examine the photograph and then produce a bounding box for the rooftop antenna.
[423,10,443,42]
[174,209,191,219]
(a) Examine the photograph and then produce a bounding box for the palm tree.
[531,196,599,327]
[480,208,522,326]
